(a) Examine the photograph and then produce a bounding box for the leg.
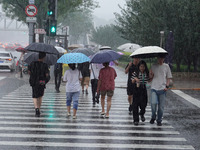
[66,92,72,115]
[150,89,158,124]
[55,72,58,90]
[157,90,166,124]
[101,95,105,113]
[91,79,96,103]
[106,96,112,117]
[128,95,133,112]
[72,91,80,118]
[37,96,43,109]
[33,98,38,109]
[57,73,62,91]
[132,98,139,123]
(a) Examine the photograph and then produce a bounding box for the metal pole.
[29,23,34,44]
[160,31,164,48]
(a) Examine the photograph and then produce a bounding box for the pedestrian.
[131,60,150,125]
[149,54,172,126]
[28,52,50,117]
[97,62,117,118]
[125,58,140,114]
[78,62,90,94]
[90,63,102,105]
[54,54,63,93]
[63,63,82,119]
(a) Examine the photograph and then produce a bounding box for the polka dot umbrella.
[57,53,90,64]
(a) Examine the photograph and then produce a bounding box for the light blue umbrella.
[57,53,90,64]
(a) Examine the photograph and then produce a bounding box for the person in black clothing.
[54,54,63,93]
[125,58,140,114]
[131,60,150,125]
[78,62,90,94]
[28,52,50,117]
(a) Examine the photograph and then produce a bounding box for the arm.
[96,80,101,94]
[148,69,154,82]
[125,62,132,74]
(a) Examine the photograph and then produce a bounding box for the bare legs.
[67,106,77,117]
[33,97,43,109]
[128,95,133,105]
[101,96,112,117]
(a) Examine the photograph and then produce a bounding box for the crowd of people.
[28,49,172,127]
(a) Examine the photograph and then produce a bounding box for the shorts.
[101,90,114,97]
[81,77,90,86]
[32,85,45,98]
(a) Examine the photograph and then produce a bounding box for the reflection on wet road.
[0,82,195,150]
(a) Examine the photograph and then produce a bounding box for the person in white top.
[90,63,102,105]
[149,54,172,126]
[63,63,82,119]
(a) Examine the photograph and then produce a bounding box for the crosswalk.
[0,83,194,150]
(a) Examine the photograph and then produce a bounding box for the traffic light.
[44,19,49,36]
[48,0,55,18]
[49,19,57,36]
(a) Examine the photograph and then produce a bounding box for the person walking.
[63,63,82,119]
[54,55,63,93]
[90,63,101,105]
[97,62,117,118]
[131,60,150,125]
[149,54,172,126]
[125,58,140,114]
[28,52,50,117]
[78,62,90,94]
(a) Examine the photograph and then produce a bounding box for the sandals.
[100,112,105,115]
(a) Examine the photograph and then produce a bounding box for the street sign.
[35,28,46,34]
[25,5,38,17]
[29,0,35,4]
[26,17,37,23]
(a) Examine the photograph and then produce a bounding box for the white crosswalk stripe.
[0,84,195,150]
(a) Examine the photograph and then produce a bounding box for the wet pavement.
[0,67,197,149]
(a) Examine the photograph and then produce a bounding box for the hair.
[103,62,109,67]
[39,52,46,59]
[138,60,149,76]
[68,63,76,70]
[158,53,167,58]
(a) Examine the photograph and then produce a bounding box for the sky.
[93,0,126,21]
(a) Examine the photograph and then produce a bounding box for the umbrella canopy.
[16,47,27,53]
[99,46,112,50]
[90,50,121,64]
[57,53,90,64]
[70,48,95,56]
[118,43,141,52]
[68,44,84,50]
[55,46,66,53]
[24,52,58,65]
[24,43,59,55]
[130,46,168,58]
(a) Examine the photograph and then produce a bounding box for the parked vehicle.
[0,51,16,72]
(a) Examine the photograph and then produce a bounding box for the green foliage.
[90,24,130,50]
[115,0,200,72]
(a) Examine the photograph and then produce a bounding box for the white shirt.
[90,63,102,80]
[151,63,172,90]
[63,69,82,92]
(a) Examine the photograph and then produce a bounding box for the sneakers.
[100,112,105,115]
[35,108,40,117]
[150,119,155,124]
[134,121,139,126]
[157,122,162,126]
[141,115,145,122]
[85,89,88,94]
[67,112,71,117]
[73,116,77,119]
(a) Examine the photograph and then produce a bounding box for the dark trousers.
[132,85,148,122]
[55,72,62,90]
[91,79,98,102]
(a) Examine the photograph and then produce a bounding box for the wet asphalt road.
[0,69,199,150]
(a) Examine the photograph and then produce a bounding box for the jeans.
[150,89,166,123]
[66,91,80,110]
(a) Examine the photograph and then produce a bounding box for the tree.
[90,24,129,50]
[115,0,200,72]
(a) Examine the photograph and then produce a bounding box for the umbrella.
[68,44,84,50]
[24,43,59,55]
[55,46,66,53]
[57,53,90,64]
[70,48,95,56]
[16,47,27,53]
[130,46,168,58]
[118,43,141,52]
[99,46,111,50]
[90,50,121,63]
[24,52,58,65]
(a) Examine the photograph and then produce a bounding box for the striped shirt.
[132,72,149,85]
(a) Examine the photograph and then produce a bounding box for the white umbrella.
[99,46,111,50]
[55,46,66,53]
[117,43,141,52]
[130,46,168,58]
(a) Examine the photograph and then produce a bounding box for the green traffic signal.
[50,26,56,33]
[47,11,53,16]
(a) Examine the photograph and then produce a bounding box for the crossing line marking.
[0,77,6,81]
[172,90,200,108]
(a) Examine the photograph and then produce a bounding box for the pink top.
[98,66,117,91]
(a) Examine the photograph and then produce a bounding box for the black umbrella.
[24,43,59,55]
[24,52,58,65]
[70,48,95,56]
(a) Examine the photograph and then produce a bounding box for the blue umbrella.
[90,50,121,63]
[57,53,90,64]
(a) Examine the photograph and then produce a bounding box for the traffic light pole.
[28,22,35,44]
